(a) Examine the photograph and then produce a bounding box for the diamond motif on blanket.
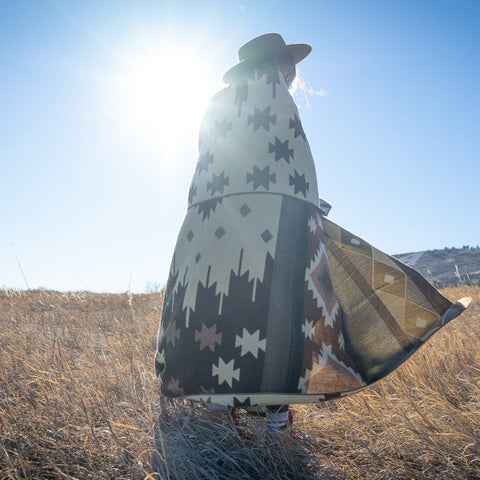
[215,227,226,239]
[373,260,406,297]
[305,247,339,320]
[404,302,438,337]
[239,204,251,217]
[316,264,334,302]
[261,229,273,243]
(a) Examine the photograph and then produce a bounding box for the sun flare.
[110,43,222,164]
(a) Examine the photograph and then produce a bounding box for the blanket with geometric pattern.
[155,64,470,408]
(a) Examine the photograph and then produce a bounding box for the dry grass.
[0,287,479,479]
[0,289,162,479]
[152,398,325,480]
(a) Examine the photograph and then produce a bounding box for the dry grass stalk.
[0,287,478,479]
[153,398,323,480]
[0,289,163,479]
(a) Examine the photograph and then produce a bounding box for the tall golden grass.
[0,287,478,479]
[0,289,162,479]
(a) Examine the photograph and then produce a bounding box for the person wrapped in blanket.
[155,33,471,435]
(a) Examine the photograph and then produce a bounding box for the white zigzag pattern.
[170,195,283,325]
[297,343,365,393]
[317,343,365,385]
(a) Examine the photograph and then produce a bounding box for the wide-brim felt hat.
[223,33,312,83]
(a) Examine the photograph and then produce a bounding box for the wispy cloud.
[291,69,327,109]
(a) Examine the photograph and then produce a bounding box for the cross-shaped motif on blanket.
[165,322,180,346]
[199,386,216,395]
[246,164,276,190]
[308,215,319,234]
[289,114,307,141]
[196,150,214,174]
[289,169,309,197]
[268,136,294,163]
[207,171,229,196]
[156,348,165,365]
[247,106,276,131]
[195,323,222,352]
[235,328,266,359]
[212,357,240,388]
[302,319,315,339]
[166,377,185,395]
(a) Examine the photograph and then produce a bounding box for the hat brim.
[223,43,312,84]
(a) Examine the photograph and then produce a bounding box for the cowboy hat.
[223,33,312,83]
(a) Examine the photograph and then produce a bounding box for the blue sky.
[1,0,479,292]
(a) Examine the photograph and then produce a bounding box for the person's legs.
[206,403,292,434]
[266,404,290,431]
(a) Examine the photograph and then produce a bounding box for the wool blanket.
[155,67,470,408]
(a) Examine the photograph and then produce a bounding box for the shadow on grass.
[152,398,329,480]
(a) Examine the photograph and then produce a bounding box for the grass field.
[0,287,478,479]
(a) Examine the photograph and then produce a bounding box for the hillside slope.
[395,247,480,286]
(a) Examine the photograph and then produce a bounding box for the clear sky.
[1,0,479,293]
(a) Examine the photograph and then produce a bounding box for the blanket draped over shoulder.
[155,68,470,408]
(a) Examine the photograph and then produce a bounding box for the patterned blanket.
[155,66,470,408]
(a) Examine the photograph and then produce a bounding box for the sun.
[109,41,222,165]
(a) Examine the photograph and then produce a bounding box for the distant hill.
[394,247,480,287]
